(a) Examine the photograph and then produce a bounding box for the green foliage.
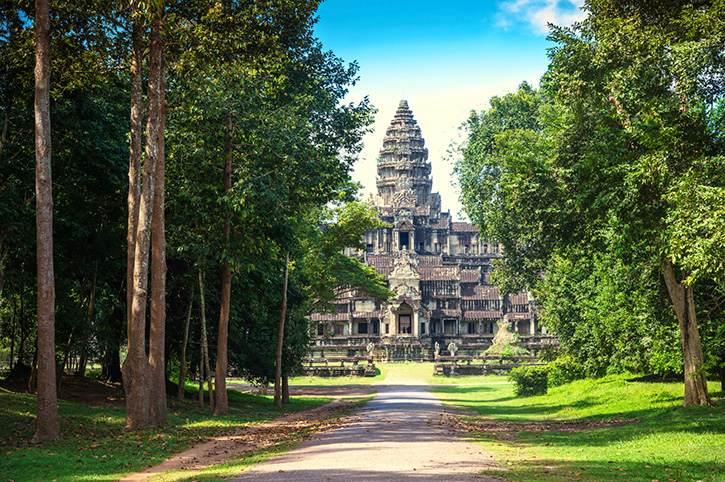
[454,1,725,387]
[301,201,394,314]
[509,365,549,396]
[535,251,682,377]
[546,354,585,387]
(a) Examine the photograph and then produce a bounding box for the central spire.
[375,100,434,208]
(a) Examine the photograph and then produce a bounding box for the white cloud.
[497,0,587,35]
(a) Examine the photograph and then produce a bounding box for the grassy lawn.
[432,375,725,482]
[0,383,331,482]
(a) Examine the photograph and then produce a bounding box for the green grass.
[0,385,331,482]
[432,375,725,482]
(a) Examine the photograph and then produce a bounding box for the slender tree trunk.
[214,113,234,415]
[274,253,289,409]
[9,294,17,371]
[178,284,194,400]
[126,8,143,320]
[28,347,37,393]
[122,6,158,430]
[32,0,58,443]
[199,269,214,412]
[198,353,204,408]
[57,330,73,389]
[122,2,145,407]
[663,259,711,407]
[149,5,168,426]
[77,264,97,377]
[282,375,289,405]
[0,107,9,157]
[102,304,123,383]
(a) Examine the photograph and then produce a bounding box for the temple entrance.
[397,303,413,334]
[399,315,411,333]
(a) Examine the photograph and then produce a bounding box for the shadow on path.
[231,382,500,481]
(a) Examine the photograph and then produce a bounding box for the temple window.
[358,322,368,334]
[399,232,409,250]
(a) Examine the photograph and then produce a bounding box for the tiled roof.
[463,310,503,320]
[461,268,481,283]
[417,255,443,267]
[351,310,382,319]
[430,218,449,229]
[310,312,349,322]
[419,267,460,281]
[506,292,529,304]
[460,284,500,300]
[367,255,393,267]
[451,222,479,232]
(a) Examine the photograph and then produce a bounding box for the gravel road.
[230,381,500,481]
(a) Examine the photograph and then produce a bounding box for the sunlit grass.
[432,375,725,482]
[0,385,332,482]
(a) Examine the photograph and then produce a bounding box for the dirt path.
[229,381,500,481]
[116,399,362,482]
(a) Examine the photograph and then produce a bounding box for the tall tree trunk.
[178,284,194,400]
[77,263,97,377]
[282,375,289,405]
[199,269,214,412]
[126,6,143,321]
[102,304,123,383]
[9,293,17,371]
[122,5,158,430]
[28,347,37,393]
[149,5,167,426]
[198,353,204,408]
[214,113,233,415]
[57,330,73,389]
[663,259,711,407]
[32,0,58,443]
[274,253,289,409]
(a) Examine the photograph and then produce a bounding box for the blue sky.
[314,0,586,220]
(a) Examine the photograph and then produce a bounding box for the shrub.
[547,355,585,387]
[509,365,549,396]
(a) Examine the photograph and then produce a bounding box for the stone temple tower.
[372,100,441,212]
[311,99,549,358]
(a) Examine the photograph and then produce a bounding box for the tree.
[455,1,725,406]
[166,0,374,414]
[31,0,59,443]
[122,0,168,429]
[543,0,725,406]
[301,201,394,315]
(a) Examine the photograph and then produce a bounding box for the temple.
[310,100,555,362]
